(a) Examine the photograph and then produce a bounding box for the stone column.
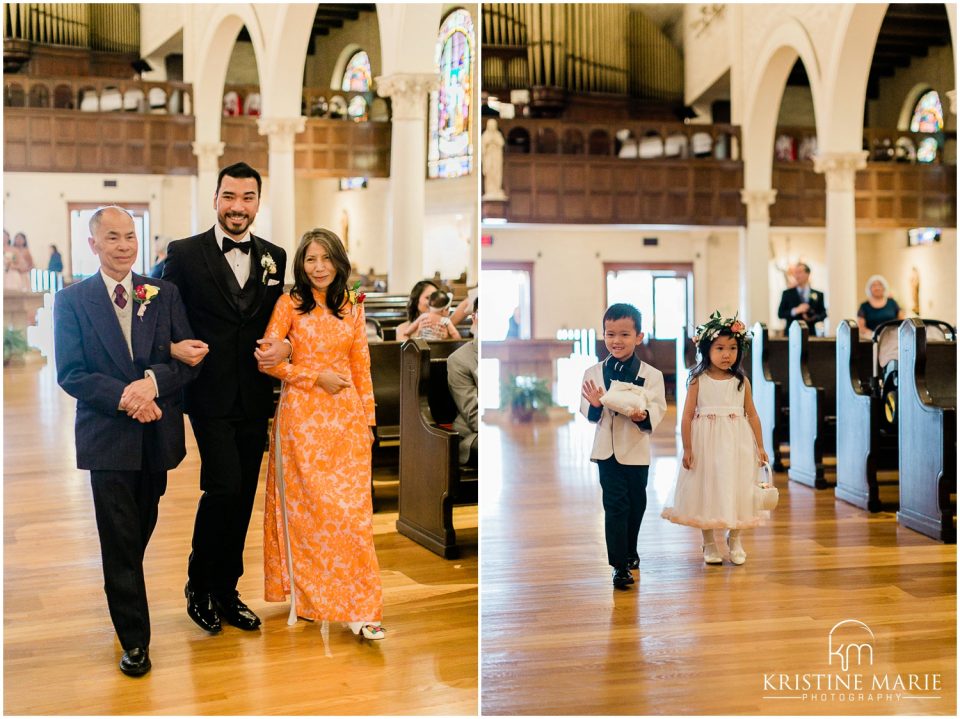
[814,151,868,335]
[257,116,306,267]
[946,89,956,115]
[739,189,777,327]
[376,72,439,293]
[191,141,224,233]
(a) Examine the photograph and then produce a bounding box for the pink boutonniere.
[133,284,159,320]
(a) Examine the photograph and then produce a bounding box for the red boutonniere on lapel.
[133,284,159,320]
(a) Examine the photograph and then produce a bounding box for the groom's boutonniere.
[810,291,818,300]
[261,252,277,283]
[133,284,160,320]
[346,280,366,316]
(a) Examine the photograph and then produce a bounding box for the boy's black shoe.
[612,566,634,588]
[626,557,640,570]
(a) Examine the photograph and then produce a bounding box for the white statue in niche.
[481,119,507,201]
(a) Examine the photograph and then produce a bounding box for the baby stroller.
[872,318,955,432]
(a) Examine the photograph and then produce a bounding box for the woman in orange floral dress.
[259,228,384,640]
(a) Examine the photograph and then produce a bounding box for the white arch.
[742,17,824,190]
[192,7,268,148]
[820,4,887,153]
[260,3,316,118]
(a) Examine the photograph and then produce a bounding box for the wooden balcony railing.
[491,119,956,227]
[493,119,744,225]
[3,74,193,115]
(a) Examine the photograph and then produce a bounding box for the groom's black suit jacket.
[163,227,286,419]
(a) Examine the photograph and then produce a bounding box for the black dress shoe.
[626,557,640,570]
[612,566,635,589]
[119,647,151,676]
[213,591,261,631]
[185,582,222,633]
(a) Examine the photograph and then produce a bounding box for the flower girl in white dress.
[661,311,769,565]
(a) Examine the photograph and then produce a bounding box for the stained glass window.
[341,50,372,92]
[428,9,474,179]
[917,137,938,164]
[910,90,943,133]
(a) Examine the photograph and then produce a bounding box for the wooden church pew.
[897,319,957,543]
[788,320,836,488]
[397,338,477,558]
[751,323,790,471]
[835,320,895,511]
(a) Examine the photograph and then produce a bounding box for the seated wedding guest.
[259,228,385,640]
[777,262,826,331]
[149,237,171,279]
[48,244,64,273]
[395,279,439,341]
[408,289,462,340]
[54,206,204,676]
[857,274,905,336]
[448,297,478,468]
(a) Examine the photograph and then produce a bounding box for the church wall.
[867,43,956,132]
[294,173,476,287]
[857,228,957,324]
[303,13,382,89]
[225,41,261,85]
[683,3,733,106]
[140,5,186,59]
[480,226,741,338]
[776,86,817,128]
[2,172,195,276]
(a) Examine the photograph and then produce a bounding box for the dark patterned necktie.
[113,284,127,309]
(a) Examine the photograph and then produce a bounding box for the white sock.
[702,529,715,546]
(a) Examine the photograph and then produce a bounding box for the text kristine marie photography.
[761,620,945,704]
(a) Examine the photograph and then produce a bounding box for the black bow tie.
[222,237,251,254]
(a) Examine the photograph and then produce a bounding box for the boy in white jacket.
[581,303,666,588]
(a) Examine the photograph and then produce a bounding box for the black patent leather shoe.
[119,646,151,676]
[612,566,634,589]
[214,592,261,631]
[626,557,640,570]
[185,582,222,633]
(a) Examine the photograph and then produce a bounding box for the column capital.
[946,89,957,115]
[813,151,868,192]
[257,116,307,152]
[740,188,778,223]
[190,142,227,172]
[375,73,440,121]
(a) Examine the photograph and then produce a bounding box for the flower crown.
[693,310,751,345]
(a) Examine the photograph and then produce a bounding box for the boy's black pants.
[597,457,649,568]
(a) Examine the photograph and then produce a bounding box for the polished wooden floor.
[3,357,477,715]
[480,409,956,715]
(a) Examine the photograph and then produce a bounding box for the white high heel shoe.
[347,621,386,640]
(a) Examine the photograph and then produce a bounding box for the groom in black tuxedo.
[163,162,288,633]
[55,206,202,675]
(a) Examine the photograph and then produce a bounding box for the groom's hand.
[255,338,291,369]
[120,378,157,414]
[171,339,209,366]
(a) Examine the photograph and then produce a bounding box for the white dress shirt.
[215,224,252,286]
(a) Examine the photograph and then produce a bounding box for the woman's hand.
[757,449,769,466]
[316,371,351,395]
[629,408,648,422]
[682,448,694,470]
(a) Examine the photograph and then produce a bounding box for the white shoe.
[347,621,386,640]
[727,533,747,565]
[703,543,723,565]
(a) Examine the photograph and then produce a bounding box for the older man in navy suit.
[55,206,205,676]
